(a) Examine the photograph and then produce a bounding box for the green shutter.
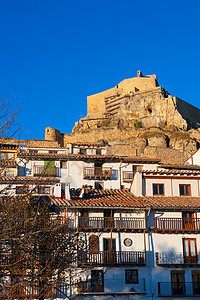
[44,160,55,176]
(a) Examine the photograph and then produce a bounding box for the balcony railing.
[0,282,58,298]
[122,171,134,182]
[33,165,56,177]
[78,279,146,294]
[78,251,146,266]
[78,217,146,231]
[156,252,200,266]
[158,282,200,297]
[83,167,112,179]
[155,218,200,232]
[0,251,38,268]
[50,215,67,225]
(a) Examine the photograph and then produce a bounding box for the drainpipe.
[119,162,122,189]
[146,208,154,299]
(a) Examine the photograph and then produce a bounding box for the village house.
[1,139,200,299]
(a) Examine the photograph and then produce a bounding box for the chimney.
[80,185,92,199]
[130,171,143,196]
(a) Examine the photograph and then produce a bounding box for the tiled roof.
[0,176,59,183]
[142,170,200,175]
[160,163,200,170]
[121,157,160,163]
[71,142,106,147]
[52,189,200,209]
[18,152,121,160]
[0,142,18,149]
[18,152,160,163]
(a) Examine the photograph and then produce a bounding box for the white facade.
[2,142,200,299]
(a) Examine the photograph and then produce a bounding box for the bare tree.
[0,194,84,300]
[0,94,20,139]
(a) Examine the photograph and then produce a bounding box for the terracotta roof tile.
[142,170,200,175]
[18,152,121,160]
[18,152,160,163]
[55,189,200,209]
[0,176,59,183]
[160,163,200,170]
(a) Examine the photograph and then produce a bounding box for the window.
[183,238,197,263]
[89,235,99,254]
[0,152,14,159]
[16,186,29,194]
[95,182,104,190]
[80,148,86,155]
[29,150,38,153]
[5,171,14,176]
[61,161,67,169]
[125,270,138,284]
[96,148,101,155]
[91,270,104,292]
[153,184,164,195]
[182,212,195,229]
[180,184,191,196]
[49,150,57,154]
[38,187,50,194]
[192,271,200,295]
[7,153,14,159]
[171,271,185,296]
[0,153,6,159]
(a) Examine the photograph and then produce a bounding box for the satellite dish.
[61,175,72,184]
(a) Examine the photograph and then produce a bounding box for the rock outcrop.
[45,71,200,164]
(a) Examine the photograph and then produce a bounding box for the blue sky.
[0,0,200,140]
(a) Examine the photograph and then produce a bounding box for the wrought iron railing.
[78,251,146,266]
[77,278,146,294]
[78,217,145,230]
[156,252,199,265]
[158,282,200,297]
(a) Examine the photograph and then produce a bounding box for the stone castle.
[45,71,200,164]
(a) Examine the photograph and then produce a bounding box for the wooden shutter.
[89,235,99,254]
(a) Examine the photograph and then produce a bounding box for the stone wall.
[26,139,60,148]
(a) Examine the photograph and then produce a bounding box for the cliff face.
[45,71,200,164]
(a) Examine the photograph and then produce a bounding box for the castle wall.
[175,97,200,128]
[87,86,120,116]
[87,74,158,117]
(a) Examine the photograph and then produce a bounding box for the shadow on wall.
[112,169,118,180]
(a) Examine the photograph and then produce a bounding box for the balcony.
[158,282,200,297]
[0,282,57,299]
[156,252,200,267]
[154,218,200,233]
[78,251,146,266]
[78,217,146,231]
[33,165,56,177]
[122,171,134,182]
[50,215,67,225]
[78,279,146,295]
[83,167,112,180]
[0,251,37,271]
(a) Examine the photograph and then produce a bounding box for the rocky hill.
[45,71,200,164]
